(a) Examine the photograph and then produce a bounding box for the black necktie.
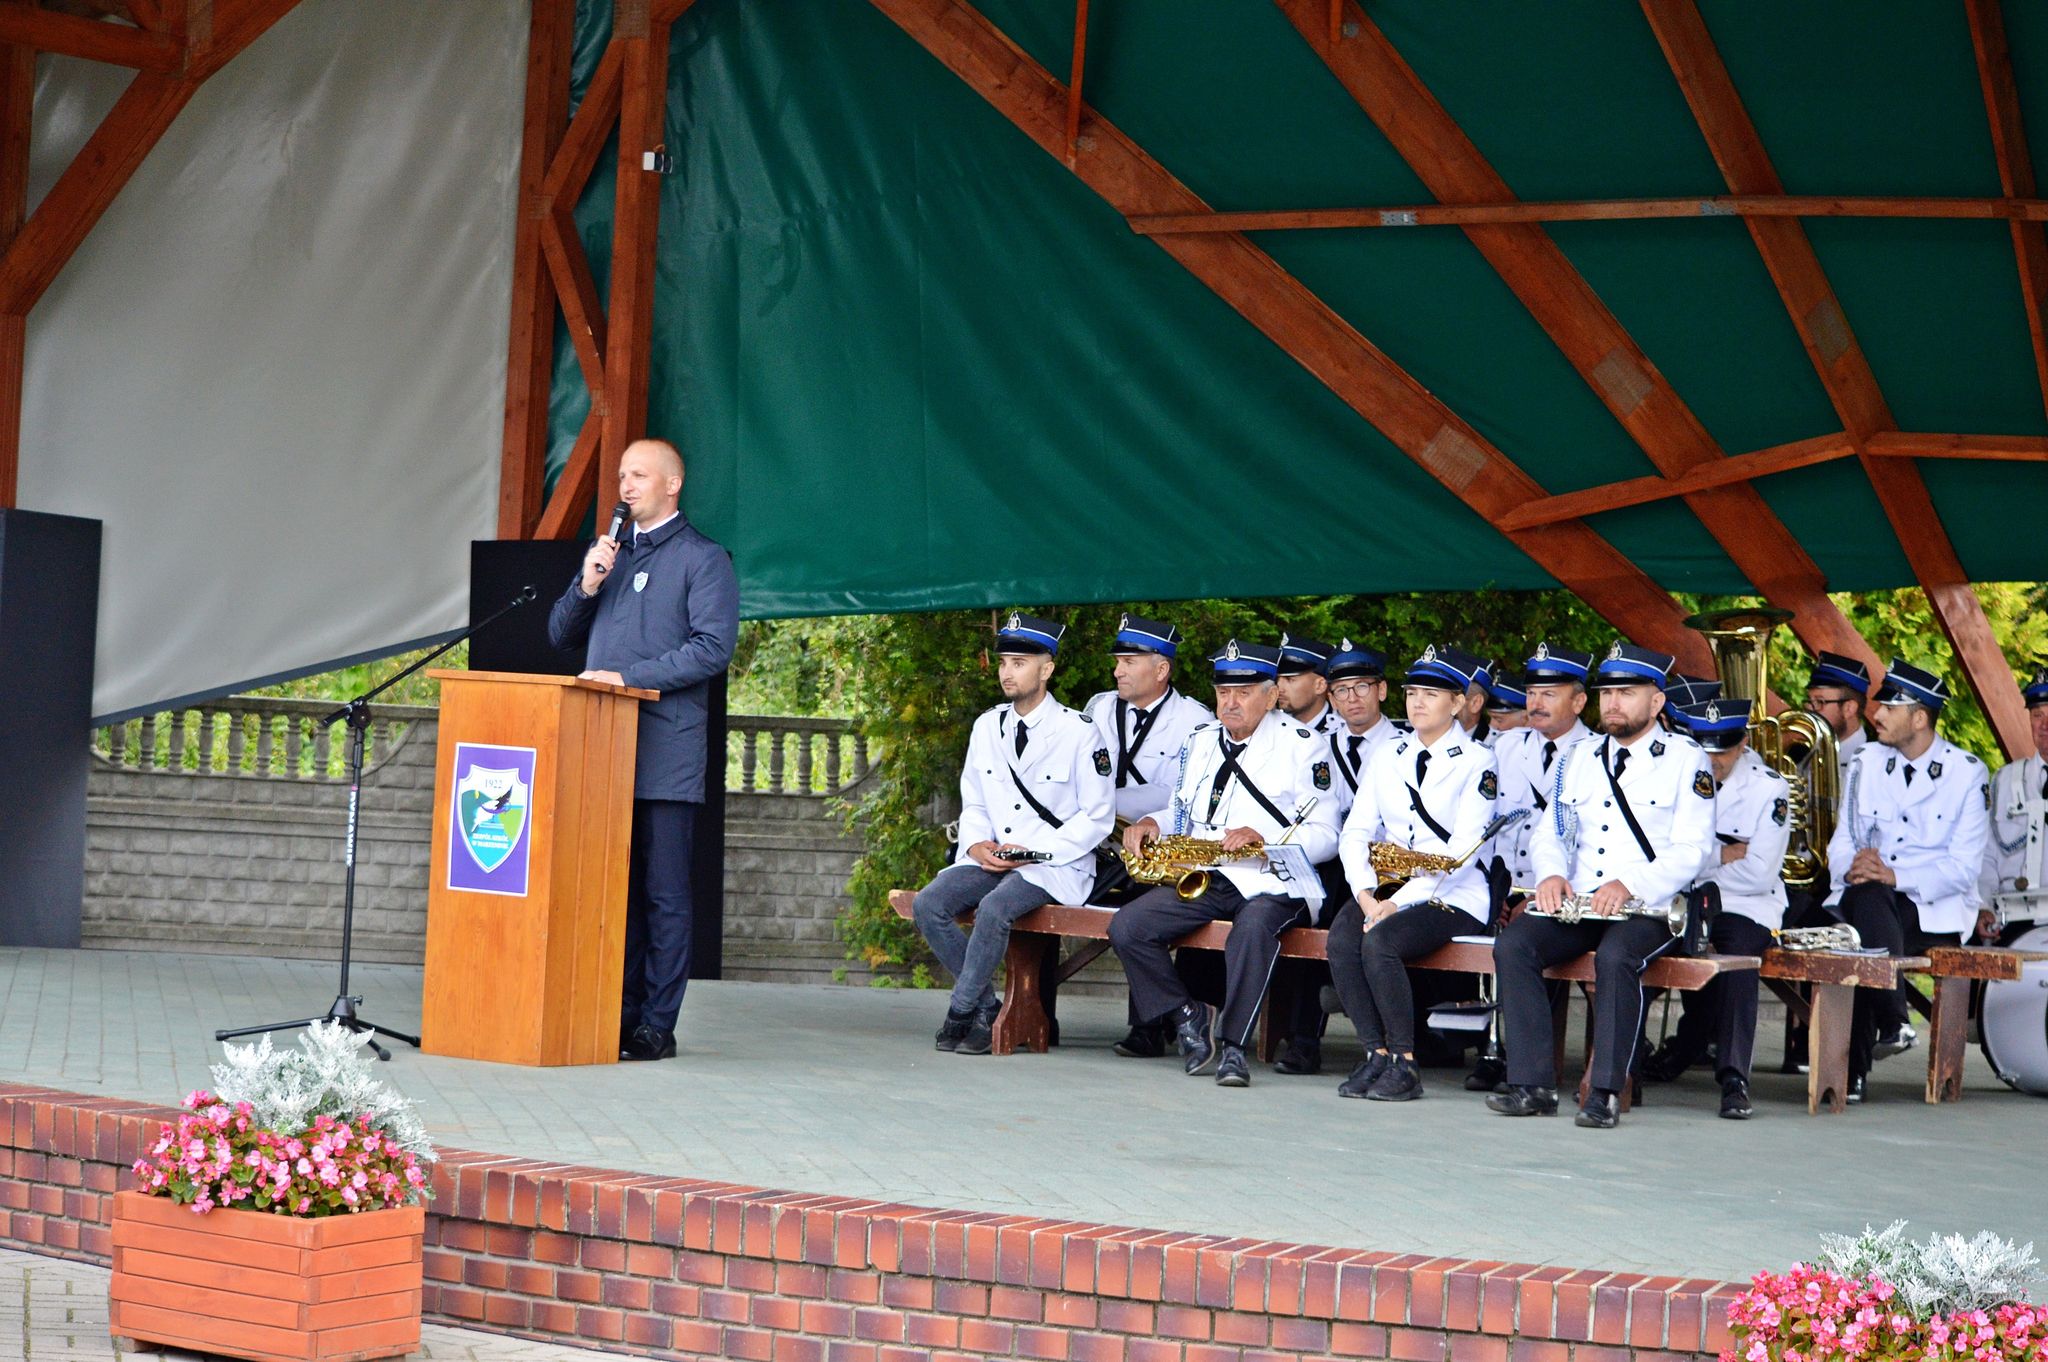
[1208,739,1246,821]
[1346,734,1364,772]
[1415,749,1432,785]
[1903,763,1914,787]
[1014,722,1028,758]
[2038,766,2047,798]
[1612,748,1629,781]
[1542,739,1556,773]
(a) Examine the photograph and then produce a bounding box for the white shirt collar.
[632,509,681,540]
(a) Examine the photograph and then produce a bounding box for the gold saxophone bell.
[1120,835,1266,901]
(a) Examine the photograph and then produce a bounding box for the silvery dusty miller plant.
[1818,1221,2042,1315]
[209,1021,437,1162]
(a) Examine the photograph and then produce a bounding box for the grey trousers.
[911,863,1057,1013]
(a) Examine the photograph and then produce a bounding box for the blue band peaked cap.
[995,610,1064,656]
[1523,641,1592,684]
[1326,637,1388,681]
[1665,673,1724,710]
[1111,612,1180,658]
[1874,658,1949,711]
[1485,678,1527,711]
[1277,633,1336,676]
[1470,656,1496,689]
[1405,644,1485,691]
[1809,650,1872,697]
[1591,640,1675,688]
[1677,698,1753,749]
[1211,639,1281,681]
[2025,667,2048,707]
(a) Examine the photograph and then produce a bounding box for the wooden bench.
[1910,945,2048,1104]
[886,890,1757,1108]
[1759,949,1929,1115]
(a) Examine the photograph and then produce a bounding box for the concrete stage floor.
[1,947,2036,1286]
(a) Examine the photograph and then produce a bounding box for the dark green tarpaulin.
[550,1,2048,619]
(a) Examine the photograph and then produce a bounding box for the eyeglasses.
[1330,682,1380,699]
[1806,696,1854,710]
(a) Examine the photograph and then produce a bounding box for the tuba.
[1683,608,1840,891]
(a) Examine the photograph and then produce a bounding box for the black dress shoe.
[1174,1001,1217,1075]
[1367,1056,1422,1102]
[1273,1036,1321,1075]
[935,1007,974,1052]
[1846,1074,1867,1104]
[1486,1084,1559,1116]
[1574,1089,1620,1129]
[622,1024,676,1061]
[1113,1024,1166,1058]
[1463,1058,1505,1093]
[1214,1043,1250,1087]
[1719,1076,1753,1120]
[1641,1041,1691,1084]
[955,1000,1002,1055]
[1338,1052,1391,1099]
[1874,1024,1918,1060]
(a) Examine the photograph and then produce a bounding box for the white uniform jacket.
[1698,749,1793,930]
[954,696,1115,904]
[1336,728,1498,921]
[1531,728,1717,908]
[1321,714,1408,823]
[1491,722,1597,889]
[1825,736,1990,937]
[1160,711,1341,903]
[1083,687,1214,823]
[1980,753,2048,917]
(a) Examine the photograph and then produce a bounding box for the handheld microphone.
[605,502,630,544]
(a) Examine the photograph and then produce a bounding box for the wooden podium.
[421,670,656,1066]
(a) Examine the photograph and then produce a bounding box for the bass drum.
[1980,924,2048,1096]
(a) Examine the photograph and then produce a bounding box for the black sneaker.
[1641,1041,1691,1084]
[1113,1024,1165,1059]
[1338,1052,1391,1099]
[622,1024,676,1062]
[1273,1036,1322,1075]
[955,1001,1002,1055]
[1214,1043,1250,1088]
[1367,1056,1422,1102]
[1463,1057,1505,1093]
[1719,1076,1753,1120]
[1486,1084,1559,1117]
[1174,1001,1218,1075]
[1574,1089,1620,1129]
[1846,1074,1867,1105]
[934,1008,974,1052]
[1874,1024,1918,1060]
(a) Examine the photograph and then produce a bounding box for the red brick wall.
[0,1082,1737,1362]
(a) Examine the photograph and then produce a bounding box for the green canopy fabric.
[550,0,2048,619]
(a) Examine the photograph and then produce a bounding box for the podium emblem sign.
[449,743,536,895]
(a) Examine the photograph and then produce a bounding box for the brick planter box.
[109,1189,424,1361]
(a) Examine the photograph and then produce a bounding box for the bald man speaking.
[549,438,739,1061]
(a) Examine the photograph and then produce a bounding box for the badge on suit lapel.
[1928,761,1943,780]
[1650,740,1667,758]
[632,571,649,593]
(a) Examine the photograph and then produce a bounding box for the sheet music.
[1261,843,1318,889]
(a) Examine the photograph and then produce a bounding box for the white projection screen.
[19,0,527,721]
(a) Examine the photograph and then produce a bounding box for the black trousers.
[622,798,698,1034]
[1837,882,1960,1078]
[1096,858,1225,1026]
[1661,911,1776,1082]
[1107,878,1309,1049]
[1277,860,1352,1044]
[1494,910,1679,1093]
[1326,900,1484,1054]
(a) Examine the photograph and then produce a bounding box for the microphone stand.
[216,586,541,1060]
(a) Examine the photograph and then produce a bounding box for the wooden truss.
[0,0,305,508]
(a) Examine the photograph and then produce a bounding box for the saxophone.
[1683,607,1840,890]
[1367,810,1531,889]
[1121,835,1267,901]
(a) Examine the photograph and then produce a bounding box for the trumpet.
[1774,922,1862,952]
[1519,888,1688,934]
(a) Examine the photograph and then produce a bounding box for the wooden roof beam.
[0,6,179,69]
[1498,433,1856,531]
[1277,0,1869,668]
[1644,0,2032,757]
[1964,0,2048,426]
[1130,194,2048,234]
[869,0,1712,672]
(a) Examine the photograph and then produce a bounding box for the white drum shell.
[1981,924,2048,1096]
